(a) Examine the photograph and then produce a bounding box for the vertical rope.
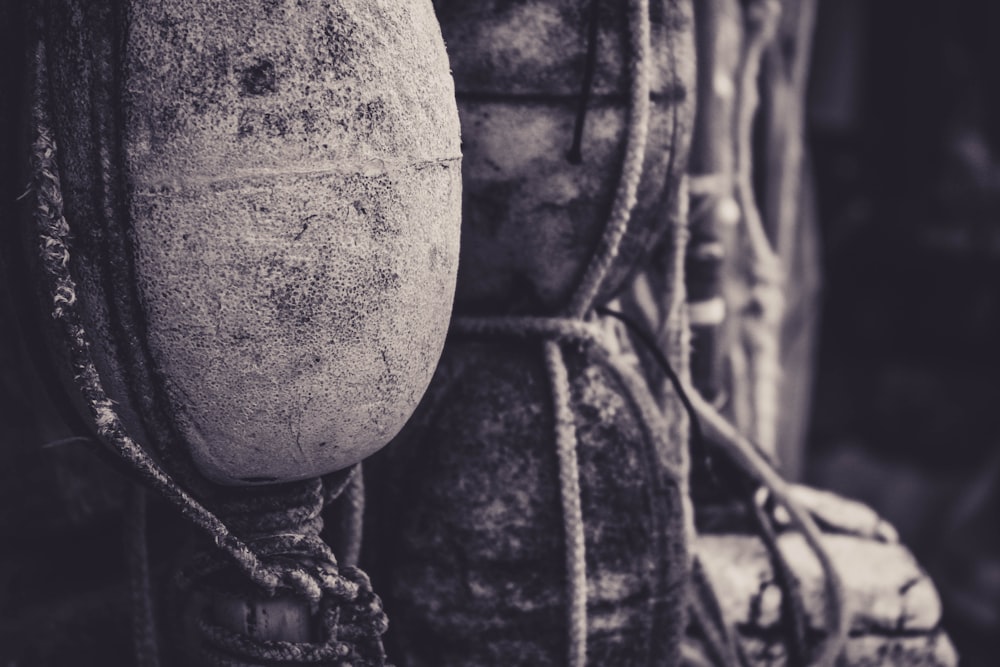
[567,0,652,319]
[734,0,784,456]
[126,484,161,667]
[545,341,588,667]
[546,1,651,663]
[341,464,366,569]
[457,6,653,665]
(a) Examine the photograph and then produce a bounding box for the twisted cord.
[748,490,809,666]
[193,568,386,666]
[734,0,785,455]
[567,0,652,319]
[30,40,387,666]
[687,394,847,667]
[126,485,161,667]
[544,341,588,667]
[541,2,651,662]
[340,464,366,569]
[450,2,652,663]
[688,557,750,667]
[174,479,386,665]
[453,309,669,667]
[599,306,848,667]
[455,3,653,663]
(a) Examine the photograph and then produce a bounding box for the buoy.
[25,0,461,663]
[372,338,690,666]
[367,1,697,664]
[440,0,695,314]
[37,0,461,485]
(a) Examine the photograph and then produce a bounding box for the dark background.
[805,1,1000,664]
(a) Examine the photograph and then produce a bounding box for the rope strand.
[544,341,589,667]
[125,484,161,667]
[341,464,366,569]
[567,0,652,318]
[30,37,387,666]
[598,306,848,667]
[734,0,785,455]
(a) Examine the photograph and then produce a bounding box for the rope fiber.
[30,37,388,667]
[598,306,848,667]
[454,1,652,664]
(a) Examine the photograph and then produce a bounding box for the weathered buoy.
[25,0,461,664]
[440,0,695,314]
[38,0,461,485]
[371,338,689,666]
[366,1,697,664]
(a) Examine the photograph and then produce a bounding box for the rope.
[567,0,652,319]
[748,489,809,666]
[688,557,750,667]
[598,306,848,667]
[455,3,652,664]
[30,38,387,666]
[734,0,785,455]
[126,484,161,667]
[688,394,848,667]
[559,1,650,661]
[545,340,588,667]
[452,311,685,667]
[180,480,387,666]
[340,464,366,569]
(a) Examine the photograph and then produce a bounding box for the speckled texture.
[434,0,696,314]
[41,0,462,484]
[694,532,958,666]
[367,339,688,666]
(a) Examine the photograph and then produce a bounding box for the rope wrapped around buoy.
[365,1,697,665]
[23,1,462,664]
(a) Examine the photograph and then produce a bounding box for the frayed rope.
[30,37,387,667]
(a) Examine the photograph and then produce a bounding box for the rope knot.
[180,473,389,666]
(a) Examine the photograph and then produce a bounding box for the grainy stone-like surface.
[435,0,696,314]
[42,0,462,484]
[368,340,688,666]
[694,532,957,667]
[735,632,958,667]
[697,533,944,635]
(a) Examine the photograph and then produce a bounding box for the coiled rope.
[30,38,387,667]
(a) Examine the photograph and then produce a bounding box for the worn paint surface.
[42,0,461,483]
[369,340,689,666]
[435,0,696,314]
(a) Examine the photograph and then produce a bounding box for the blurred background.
[804,0,1000,664]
